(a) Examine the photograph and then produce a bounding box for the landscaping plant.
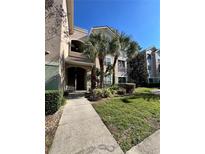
[45,90,63,115]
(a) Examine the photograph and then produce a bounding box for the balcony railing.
[69,51,86,58]
[67,51,92,64]
[118,67,126,72]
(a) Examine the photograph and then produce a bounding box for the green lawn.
[92,87,160,152]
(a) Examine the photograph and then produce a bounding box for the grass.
[92,87,160,152]
[134,87,158,93]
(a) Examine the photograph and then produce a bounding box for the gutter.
[66,0,74,35]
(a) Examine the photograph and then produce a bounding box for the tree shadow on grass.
[121,93,160,103]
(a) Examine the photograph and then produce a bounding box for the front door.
[76,68,86,90]
[66,67,86,91]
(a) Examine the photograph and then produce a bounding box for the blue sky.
[74,0,160,49]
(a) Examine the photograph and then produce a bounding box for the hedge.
[45,90,63,115]
[118,83,136,94]
[117,88,126,95]
[147,83,160,88]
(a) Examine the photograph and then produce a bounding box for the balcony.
[65,51,93,67]
[118,67,126,72]
[69,51,87,61]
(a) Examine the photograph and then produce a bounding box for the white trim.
[74,26,88,34]
[89,26,117,37]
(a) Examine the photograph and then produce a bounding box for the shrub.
[102,88,112,98]
[147,83,160,88]
[88,88,113,101]
[118,83,136,94]
[45,90,63,115]
[88,88,103,101]
[93,88,103,97]
[108,85,119,95]
[61,97,66,106]
[109,85,119,91]
[117,88,126,95]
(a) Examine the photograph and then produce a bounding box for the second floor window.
[71,40,83,53]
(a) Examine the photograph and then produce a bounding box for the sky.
[74,0,160,49]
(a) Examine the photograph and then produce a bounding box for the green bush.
[88,88,114,101]
[108,85,119,95]
[118,83,136,94]
[117,88,126,95]
[102,88,112,98]
[45,90,63,115]
[109,85,119,91]
[147,83,160,88]
[93,88,103,97]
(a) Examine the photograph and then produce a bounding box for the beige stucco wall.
[45,0,64,63]
[45,0,69,90]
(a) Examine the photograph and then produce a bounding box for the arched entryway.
[66,67,86,90]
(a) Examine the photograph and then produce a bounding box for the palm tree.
[109,30,140,85]
[97,34,110,88]
[83,32,110,88]
[83,41,98,89]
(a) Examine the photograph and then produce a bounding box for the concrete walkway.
[49,97,124,154]
[126,130,160,154]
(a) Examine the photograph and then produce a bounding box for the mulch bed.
[45,107,63,154]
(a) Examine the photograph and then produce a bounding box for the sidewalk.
[126,130,160,154]
[49,97,124,154]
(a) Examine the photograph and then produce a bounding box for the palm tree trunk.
[99,57,104,88]
[112,56,118,85]
[91,65,96,89]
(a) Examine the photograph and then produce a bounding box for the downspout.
[66,0,74,35]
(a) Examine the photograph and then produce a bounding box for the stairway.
[67,90,86,99]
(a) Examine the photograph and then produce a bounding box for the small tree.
[128,53,148,86]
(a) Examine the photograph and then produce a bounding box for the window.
[118,60,126,72]
[147,54,151,60]
[104,75,111,85]
[118,77,126,83]
[149,78,153,83]
[148,65,151,70]
[105,57,111,66]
